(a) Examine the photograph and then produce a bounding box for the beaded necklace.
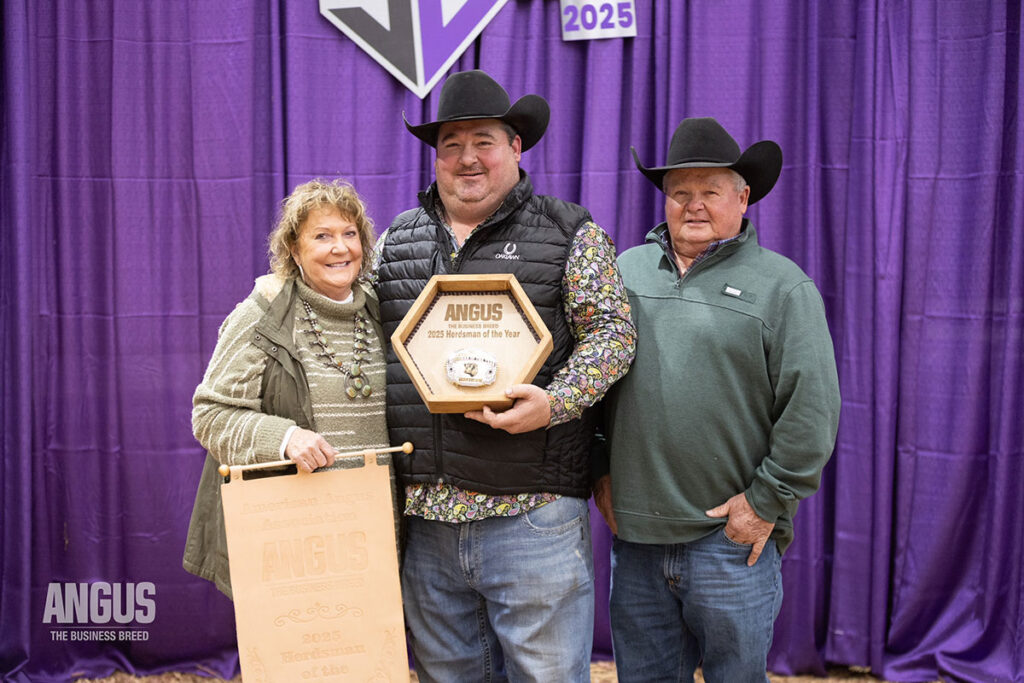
[299,299,373,399]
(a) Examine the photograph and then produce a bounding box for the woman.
[183,179,388,598]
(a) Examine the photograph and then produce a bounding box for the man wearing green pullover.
[595,117,841,683]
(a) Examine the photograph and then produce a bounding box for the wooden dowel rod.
[218,442,413,478]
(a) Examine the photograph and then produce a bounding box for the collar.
[646,219,756,273]
[417,169,535,232]
[256,277,371,349]
[294,277,366,318]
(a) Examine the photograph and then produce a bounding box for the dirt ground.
[78,662,935,682]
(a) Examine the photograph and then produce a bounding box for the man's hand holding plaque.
[464,383,552,434]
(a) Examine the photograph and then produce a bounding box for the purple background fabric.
[2,1,1022,681]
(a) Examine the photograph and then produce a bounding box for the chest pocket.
[680,285,767,369]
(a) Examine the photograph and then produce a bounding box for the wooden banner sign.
[219,445,411,682]
[391,274,553,413]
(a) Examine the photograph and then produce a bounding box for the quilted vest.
[376,173,595,497]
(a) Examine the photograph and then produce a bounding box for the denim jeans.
[401,495,595,683]
[609,529,783,683]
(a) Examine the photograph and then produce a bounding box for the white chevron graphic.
[441,0,469,26]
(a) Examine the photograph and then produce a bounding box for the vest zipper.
[451,211,504,271]
[439,217,502,481]
[450,232,476,272]
[432,414,444,484]
[436,218,498,481]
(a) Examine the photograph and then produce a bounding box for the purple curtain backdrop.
[2,1,1022,681]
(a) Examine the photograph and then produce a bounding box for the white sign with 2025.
[559,0,637,41]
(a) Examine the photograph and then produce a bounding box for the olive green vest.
[181,278,382,598]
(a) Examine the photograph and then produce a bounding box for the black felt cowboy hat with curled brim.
[631,117,783,204]
[404,69,550,151]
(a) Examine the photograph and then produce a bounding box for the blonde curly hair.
[267,179,375,279]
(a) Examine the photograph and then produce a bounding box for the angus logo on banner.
[320,1,510,98]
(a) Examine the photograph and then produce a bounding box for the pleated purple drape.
[2,2,1021,681]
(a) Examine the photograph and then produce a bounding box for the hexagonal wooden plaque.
[391,274,553,413]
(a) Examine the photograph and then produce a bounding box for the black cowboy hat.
[404,70,550,151]
[631,117,783,204]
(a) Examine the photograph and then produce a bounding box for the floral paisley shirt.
[373,219,635,523]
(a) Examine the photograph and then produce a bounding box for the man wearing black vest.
[373,70,635,682]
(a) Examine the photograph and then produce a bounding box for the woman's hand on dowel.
[285,428,338,472]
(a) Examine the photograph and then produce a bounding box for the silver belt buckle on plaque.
[445,348,498,388]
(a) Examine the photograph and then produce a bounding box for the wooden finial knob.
[402,441,414,454]
[218,464,230,477]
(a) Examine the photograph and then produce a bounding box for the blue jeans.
[609,529,783,683]
[401,496,595,683]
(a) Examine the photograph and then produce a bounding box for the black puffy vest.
[377,173,595,497]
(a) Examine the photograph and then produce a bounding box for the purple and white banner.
[559,0,637,41]
[320,0,510,98]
